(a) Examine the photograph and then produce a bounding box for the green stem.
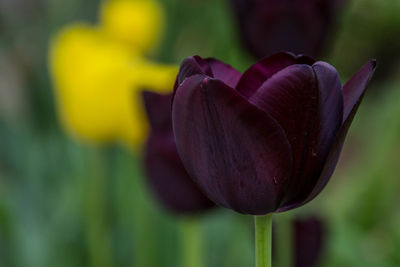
[255,214,273,267]
[85,148,113,267]
[131,172,153,267]
[180,218,203,267]
[275,215,293,267]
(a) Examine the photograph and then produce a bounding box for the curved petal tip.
[342,59,377,122]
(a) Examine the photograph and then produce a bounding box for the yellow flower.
[100,0,164,53]
[49,0,178,146]
[50,24,177,146]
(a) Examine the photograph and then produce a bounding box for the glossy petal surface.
[174,55,241,93]
[173,75,293,214]
[300,60,376,206]
[236,52,314,98]
[175,56,212,89]
[205,58,242,88]
[250,62,343,208]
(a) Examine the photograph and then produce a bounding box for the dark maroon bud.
[142,91,215,214]
[172,52,375,215]
[293,217,325,267]
[230,0,346,59]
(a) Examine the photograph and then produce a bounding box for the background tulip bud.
[172,52,375,215]
[293,217,325,267]
[273,216,325,267]
[143,91,215,214]
[230,0,346,59]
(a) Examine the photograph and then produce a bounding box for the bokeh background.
[1,0,400,266]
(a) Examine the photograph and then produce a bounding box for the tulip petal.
[175,56,212,90]
[312,61,344,152]
[205,58,242,88]
[296,54,316,65]
[236,52,297,98]
[145,132,215,214]
[143,91,214,214]
[249,62,343,208]
[173,56,242,96]
[296,60,376,207]
[342,60,377,122]
[236,52,315,98]
[172,74,293,214]
[142,91,172,130]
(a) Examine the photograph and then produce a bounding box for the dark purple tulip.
[172,52,375,215]
[231,0,346,59]
[273,216,325,266]
[143,91,215,214]
[293,217,325,267]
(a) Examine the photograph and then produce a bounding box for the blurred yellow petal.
[50,24,139,144]
[49,24,178,146]
[121,64,179,145]
[134,63,179,93]
[100,0,164,53]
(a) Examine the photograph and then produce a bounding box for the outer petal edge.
[281,60,376,210]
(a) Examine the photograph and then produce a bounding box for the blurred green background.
[1,0,400,266]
